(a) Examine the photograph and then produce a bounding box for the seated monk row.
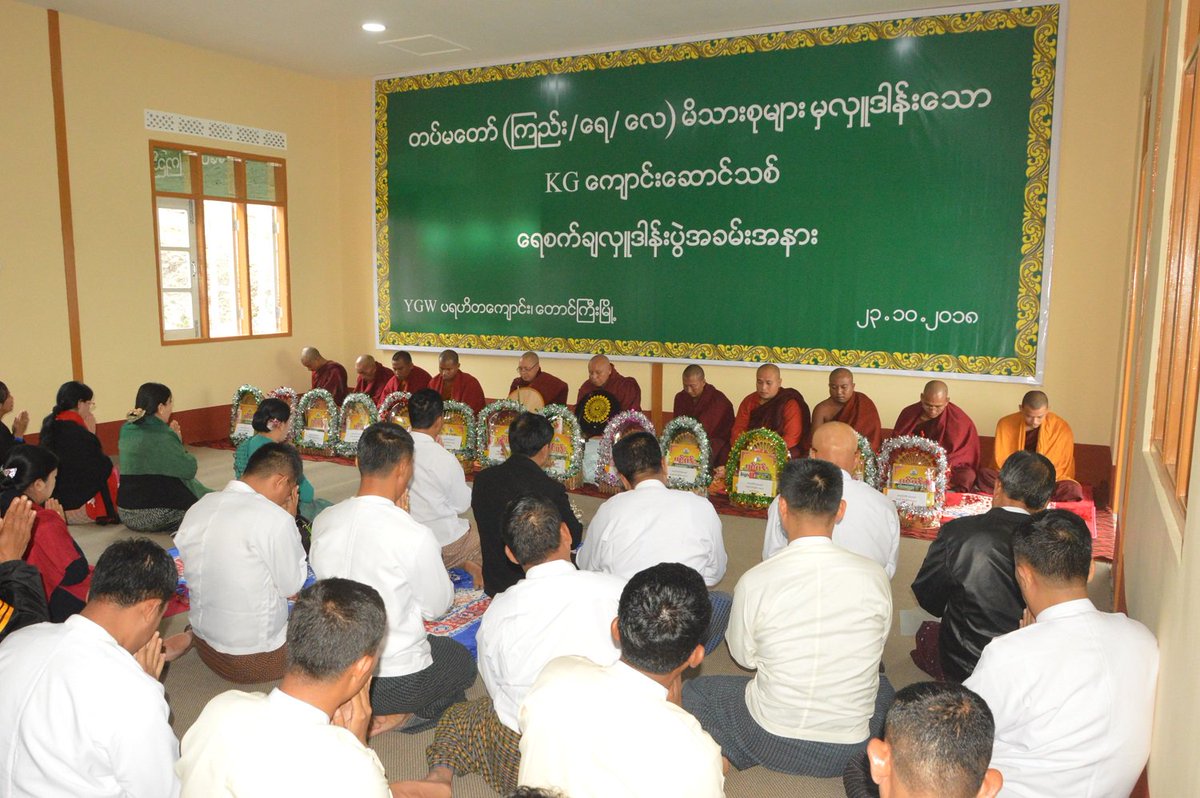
[300,348,432,408]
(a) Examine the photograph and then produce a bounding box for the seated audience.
[0,537,179,797]
[301,346,349,405]
[518,563,724,798]
[978,390,1083,501]
[0,445,91,621]
[0,380,29,463]
[178,578,402,797]
[0,497,48,644]
[842,682,1002,798]
[429,349,486,413]
[965,510,1159,797]
[175,443,308,683]
[892,380,981,492]
[354,354,394,406]
[472,412,583,596]
[911,450,1055,682]
[390,350,433,394]
[510,351,569,406]
[234,397,328,520]
[311,423,474,734]
[729,363,811,458]
[39,381,119,524]
[407,389,483,583]
[810,368,883,451]
[671,364,735,467]
[762,421,899,577]
[575,354,642,416]
[423,494,623,794]
[117,382,213,533]
[684,459,893,777]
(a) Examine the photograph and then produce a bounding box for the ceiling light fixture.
[362,22,386,33]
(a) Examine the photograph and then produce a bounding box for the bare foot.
[163,630,194,662]
[461,560,484,589]
[370,712,413,737]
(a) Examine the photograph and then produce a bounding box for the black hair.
[884,681,996,798]
[392,351,413,365]
[0,381,8,404]
[88,537,177,607]
[357,422,414,476]
[243,441,302,483]
[438,349,460,365]
[252,398,292,433]
[998,450,1056,510]
[40,381,94,442]
[131,382,172,424]
[501,494,563,565]
[286,578,387,681]
[1012,509,1092,584]
[508,412,554,457]
[617,562,710,675]
[408,388,445,430]
[613,431,662,482]
[778,458,843,518]
[0,444,59,513]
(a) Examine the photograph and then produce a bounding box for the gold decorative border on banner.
[374,4,1058,377]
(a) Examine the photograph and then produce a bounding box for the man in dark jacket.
[911,450,1056,681]
[471,413,583,596]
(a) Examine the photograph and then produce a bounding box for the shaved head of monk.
[920,380,949,421]
[588,355,613,388]
[828,368,855,405]
[391,350,414,379]
[682,364,707,398]
[438,349,461,381]
[518,352,541,380]
[756,364,782,401]
[809,421,860,472]
[299,347,323,370]
[1021,390,1050,429]
[355,355,378,379]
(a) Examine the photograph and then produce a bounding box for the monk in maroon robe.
[429,349,486,413]
[810,367,883,451]
[671,364,735,466]
[389,350,432,394]
[575,355,641,413]
[729,364,811,459]
[353,355,394,406]
[300,346,348,405]
[509,351,569,406]
[892,380,981,492]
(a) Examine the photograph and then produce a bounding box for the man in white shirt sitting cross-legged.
[175,442,309,683]
[419,493,624,795]
[964,509,1159,798]
[406,388,483,585]
[311,422,474,737]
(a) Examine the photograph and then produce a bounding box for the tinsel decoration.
[540,404,584,483]
[596,410,656,489]
[659,416,712,491]
[334,393,380,458]
[475,399,525,468]
[229,385,265,446]
[576,389,620,438]
[266,386,300,440]
[856,433,880,488]
[378,391,413,429]
[439,400,477,464]
[725,428,788,508]
[294,388,339,454]
[877,435,949,527]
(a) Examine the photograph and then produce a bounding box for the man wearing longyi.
[429,349,486,413]
[729,364,811,458]
[892,380,980,492]
[810,368,883,452]
[353,355,394,407]
[671,364,735,467]
[509,351,569,406]
[978,390,1083,502]
[300,346,348,405]
[575,354,641,412]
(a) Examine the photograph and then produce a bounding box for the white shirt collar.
[632,479,667,492]
[610,660,667,700]
[785,536,834,550]
[225,480,257,494]
[1034,597,1096,623]
[525,560,577,579]
[411,430,436,442]
[998,505,1031,515]
[268,687,331,725]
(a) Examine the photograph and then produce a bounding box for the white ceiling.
[22,0,979,80]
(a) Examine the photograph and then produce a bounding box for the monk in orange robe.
[729,364,811,459]
[574,355,641,414]
[387,350,432,394]
[300,346,348,405]
[978,390,1082,501]
[509,351,569,406]
[892,380,980,492]
[429,349,486,413]
[810,367,883,451]
[353,355,394,406]
[671,364,735,466]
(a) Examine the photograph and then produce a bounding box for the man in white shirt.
[518,563,725,798]
[406,389,483,584]
[964,509,1159,798]
[684,458,893,777]
[421,494,624,795]
[310,423,473,736]
[175,442,308,683]
[178,578,401,797]
[762,421,899,577]
[0,537,180,798]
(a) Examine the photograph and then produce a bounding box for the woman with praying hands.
[234,397,329,521]
[117,382,213,533]
[38,381,120,525]
[0,381,30,463]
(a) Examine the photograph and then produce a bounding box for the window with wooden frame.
[149,141,290,343]
[1152,3,1200,510]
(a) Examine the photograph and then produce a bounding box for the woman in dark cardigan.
[38,381,119,524]
[0,381,30,464]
